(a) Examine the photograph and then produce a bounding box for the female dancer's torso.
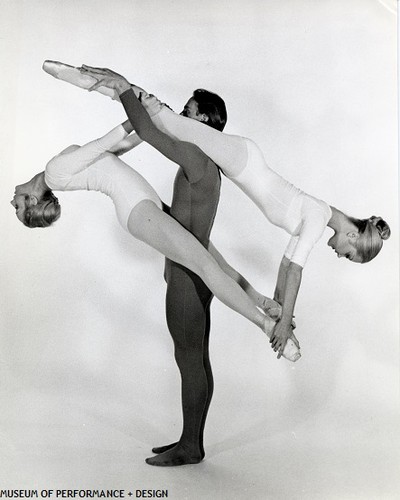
[46,144,162,230]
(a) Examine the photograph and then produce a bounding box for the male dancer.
[154,89,226,466]
[78,66,285,466]
[131,86,227,466]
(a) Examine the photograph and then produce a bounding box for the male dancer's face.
[180,98,203,121]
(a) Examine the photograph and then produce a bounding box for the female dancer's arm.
[270,261,302,357]
[107,132,143,157]
[46,121,133,185]
[274,256,290,304]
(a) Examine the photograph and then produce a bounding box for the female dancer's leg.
[127,199,268,331]
[152,107,248,177]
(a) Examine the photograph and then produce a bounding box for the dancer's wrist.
[279,314,292,326]
[115,79,131,95]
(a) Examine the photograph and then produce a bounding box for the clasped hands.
[260,297,299,359]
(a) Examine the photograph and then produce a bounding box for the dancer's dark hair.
[192,89,227,131]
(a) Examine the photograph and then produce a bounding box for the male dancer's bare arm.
[208,242,280,315]
[208,242,299,350]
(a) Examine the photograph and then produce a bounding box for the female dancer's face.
[10,184,33,222]
[327,232,362,263]
[10,194,29,222]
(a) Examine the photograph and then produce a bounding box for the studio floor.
[1,366,399,500]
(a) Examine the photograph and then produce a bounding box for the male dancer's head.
[181,89,227,132]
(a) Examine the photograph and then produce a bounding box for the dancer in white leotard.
[11,117,301,362]
[72,64,390,357]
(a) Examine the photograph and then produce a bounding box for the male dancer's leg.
[146,261,212,466]
[152,268,214,458]
[199,302,213,453]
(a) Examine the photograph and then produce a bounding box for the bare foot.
[146,444,203,467]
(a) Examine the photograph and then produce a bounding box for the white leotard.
[45,125,162,229]
[143,103,331,267]
[231,138,332,267]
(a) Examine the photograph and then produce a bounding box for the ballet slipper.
[43,60,120,101]
[262,304,297,330]
[263,315,301,362]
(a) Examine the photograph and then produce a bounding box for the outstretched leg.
[43,61,247,177]
[152,107,248,177]
[128,199,267,331]
[147,262,212,466]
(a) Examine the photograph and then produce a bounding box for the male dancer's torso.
[165,159,221,279]
[170,162,221,244]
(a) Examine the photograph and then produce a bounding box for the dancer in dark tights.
[156,92,225,466]
[118,86,227,466]
[114,87,293,465]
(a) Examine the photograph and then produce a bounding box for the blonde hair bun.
[369,216,391,241]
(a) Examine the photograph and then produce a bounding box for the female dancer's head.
[328,215,390,263]
[181,89,227,131]
[11,173,61,228]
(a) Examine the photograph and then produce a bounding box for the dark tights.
[146,260,213,466]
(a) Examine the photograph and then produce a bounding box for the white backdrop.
[1,1,399,499]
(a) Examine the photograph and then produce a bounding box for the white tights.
[127,199,267,331]
[152,107,249,177]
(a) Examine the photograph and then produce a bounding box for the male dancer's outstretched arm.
[208,242,284,318]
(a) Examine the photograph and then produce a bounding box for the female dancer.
[71,64,390,358]
[11,115,301,362]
